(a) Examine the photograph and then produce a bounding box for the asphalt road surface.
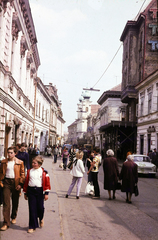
[0,157,158,240]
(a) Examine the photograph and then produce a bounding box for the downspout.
[32,79,37,146]
[48,103,51,146]
[142,14,146,81]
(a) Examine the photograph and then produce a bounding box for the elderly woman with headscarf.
[119,154,138,203]
[103,149,119,200]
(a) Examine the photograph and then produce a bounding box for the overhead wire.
[92,43,123,89]
[134,0,147,21]
[91,0,148,90]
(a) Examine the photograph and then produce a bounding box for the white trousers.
[67,177,83,197]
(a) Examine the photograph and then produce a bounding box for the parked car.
[132,154,156,176]
[83,144,93,151]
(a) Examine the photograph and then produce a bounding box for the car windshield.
[133,156,150,162]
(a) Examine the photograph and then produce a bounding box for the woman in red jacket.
[23,155,51,233]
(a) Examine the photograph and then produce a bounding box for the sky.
[29,0,152,131]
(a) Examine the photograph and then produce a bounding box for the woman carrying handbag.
[65,151,85,199]
[119,154,138,203]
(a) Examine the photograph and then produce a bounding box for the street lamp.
[83,88,100,92]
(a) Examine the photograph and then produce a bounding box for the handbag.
[134,184,139,196]
[116,181,121,190]
[67,161,73,169]
[85,182,94,195]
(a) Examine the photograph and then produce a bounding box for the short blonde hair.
[76,151,83,160]
[33,155,44,165]
[106,149,114,157]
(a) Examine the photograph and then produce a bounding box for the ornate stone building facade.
[121,0,158,120]
[120,0,158,155]
[0,0,65,158]
[0,0,40,157]
[97,84,135,160]
[136,70,158,154]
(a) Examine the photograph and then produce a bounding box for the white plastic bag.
[85,182,94,195]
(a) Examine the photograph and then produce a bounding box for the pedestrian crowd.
[63,146,138,204]
[0,142,140,234]
[0,143,51,233]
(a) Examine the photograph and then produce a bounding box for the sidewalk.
[0,157,143,240]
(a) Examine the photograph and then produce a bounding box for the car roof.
[132,154,148,157]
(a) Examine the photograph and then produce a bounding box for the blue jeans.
[54,154,57,163]
[63,158,67,169]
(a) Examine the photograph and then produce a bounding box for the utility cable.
[134,0,147,21]
[91,0,148,90]
[92,43,123,89]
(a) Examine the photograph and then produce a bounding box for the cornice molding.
[0,88,34,122]
[0,61,34,110]
[19,0,37,45]
[0,0,13,13]
[12,11,21,40]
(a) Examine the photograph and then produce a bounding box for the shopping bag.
[116,181,122,190]
[134,184,139,196]
[85,182,94,195]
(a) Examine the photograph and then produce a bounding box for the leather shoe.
[92,196,100,199]
[40,219,44,227]
[11,219,16,224]
[1,225,8,231]
[28,229,35,233]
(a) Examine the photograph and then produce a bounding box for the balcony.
[121,86,138,103]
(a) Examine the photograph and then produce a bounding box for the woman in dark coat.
[119,154,138,203]
[103,149,119,200]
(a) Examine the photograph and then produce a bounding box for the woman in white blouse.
[66,151,85,199]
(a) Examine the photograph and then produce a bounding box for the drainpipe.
[32,79,37,146]
[142,14,146,81]
[48,103,51,145]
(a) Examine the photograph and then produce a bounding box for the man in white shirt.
[0,147,25,231]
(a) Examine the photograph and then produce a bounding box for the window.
[136,104,138,117]
[121,108,126,121]
[42,106,44,120]
[156,83,158,111]
[140,96,144,116]
[36,100,38,116]
[129,106,131,121]
[140,135,144,155]
[46,110,49,122]
[139,64,142,82]
[39,103,41,118]
[148,91,152,114]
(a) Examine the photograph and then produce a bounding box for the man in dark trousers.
[152,148,158,170]
[16,143,30,171]
[0,147,25,230]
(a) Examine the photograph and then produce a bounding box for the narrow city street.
[1,156,158,240]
